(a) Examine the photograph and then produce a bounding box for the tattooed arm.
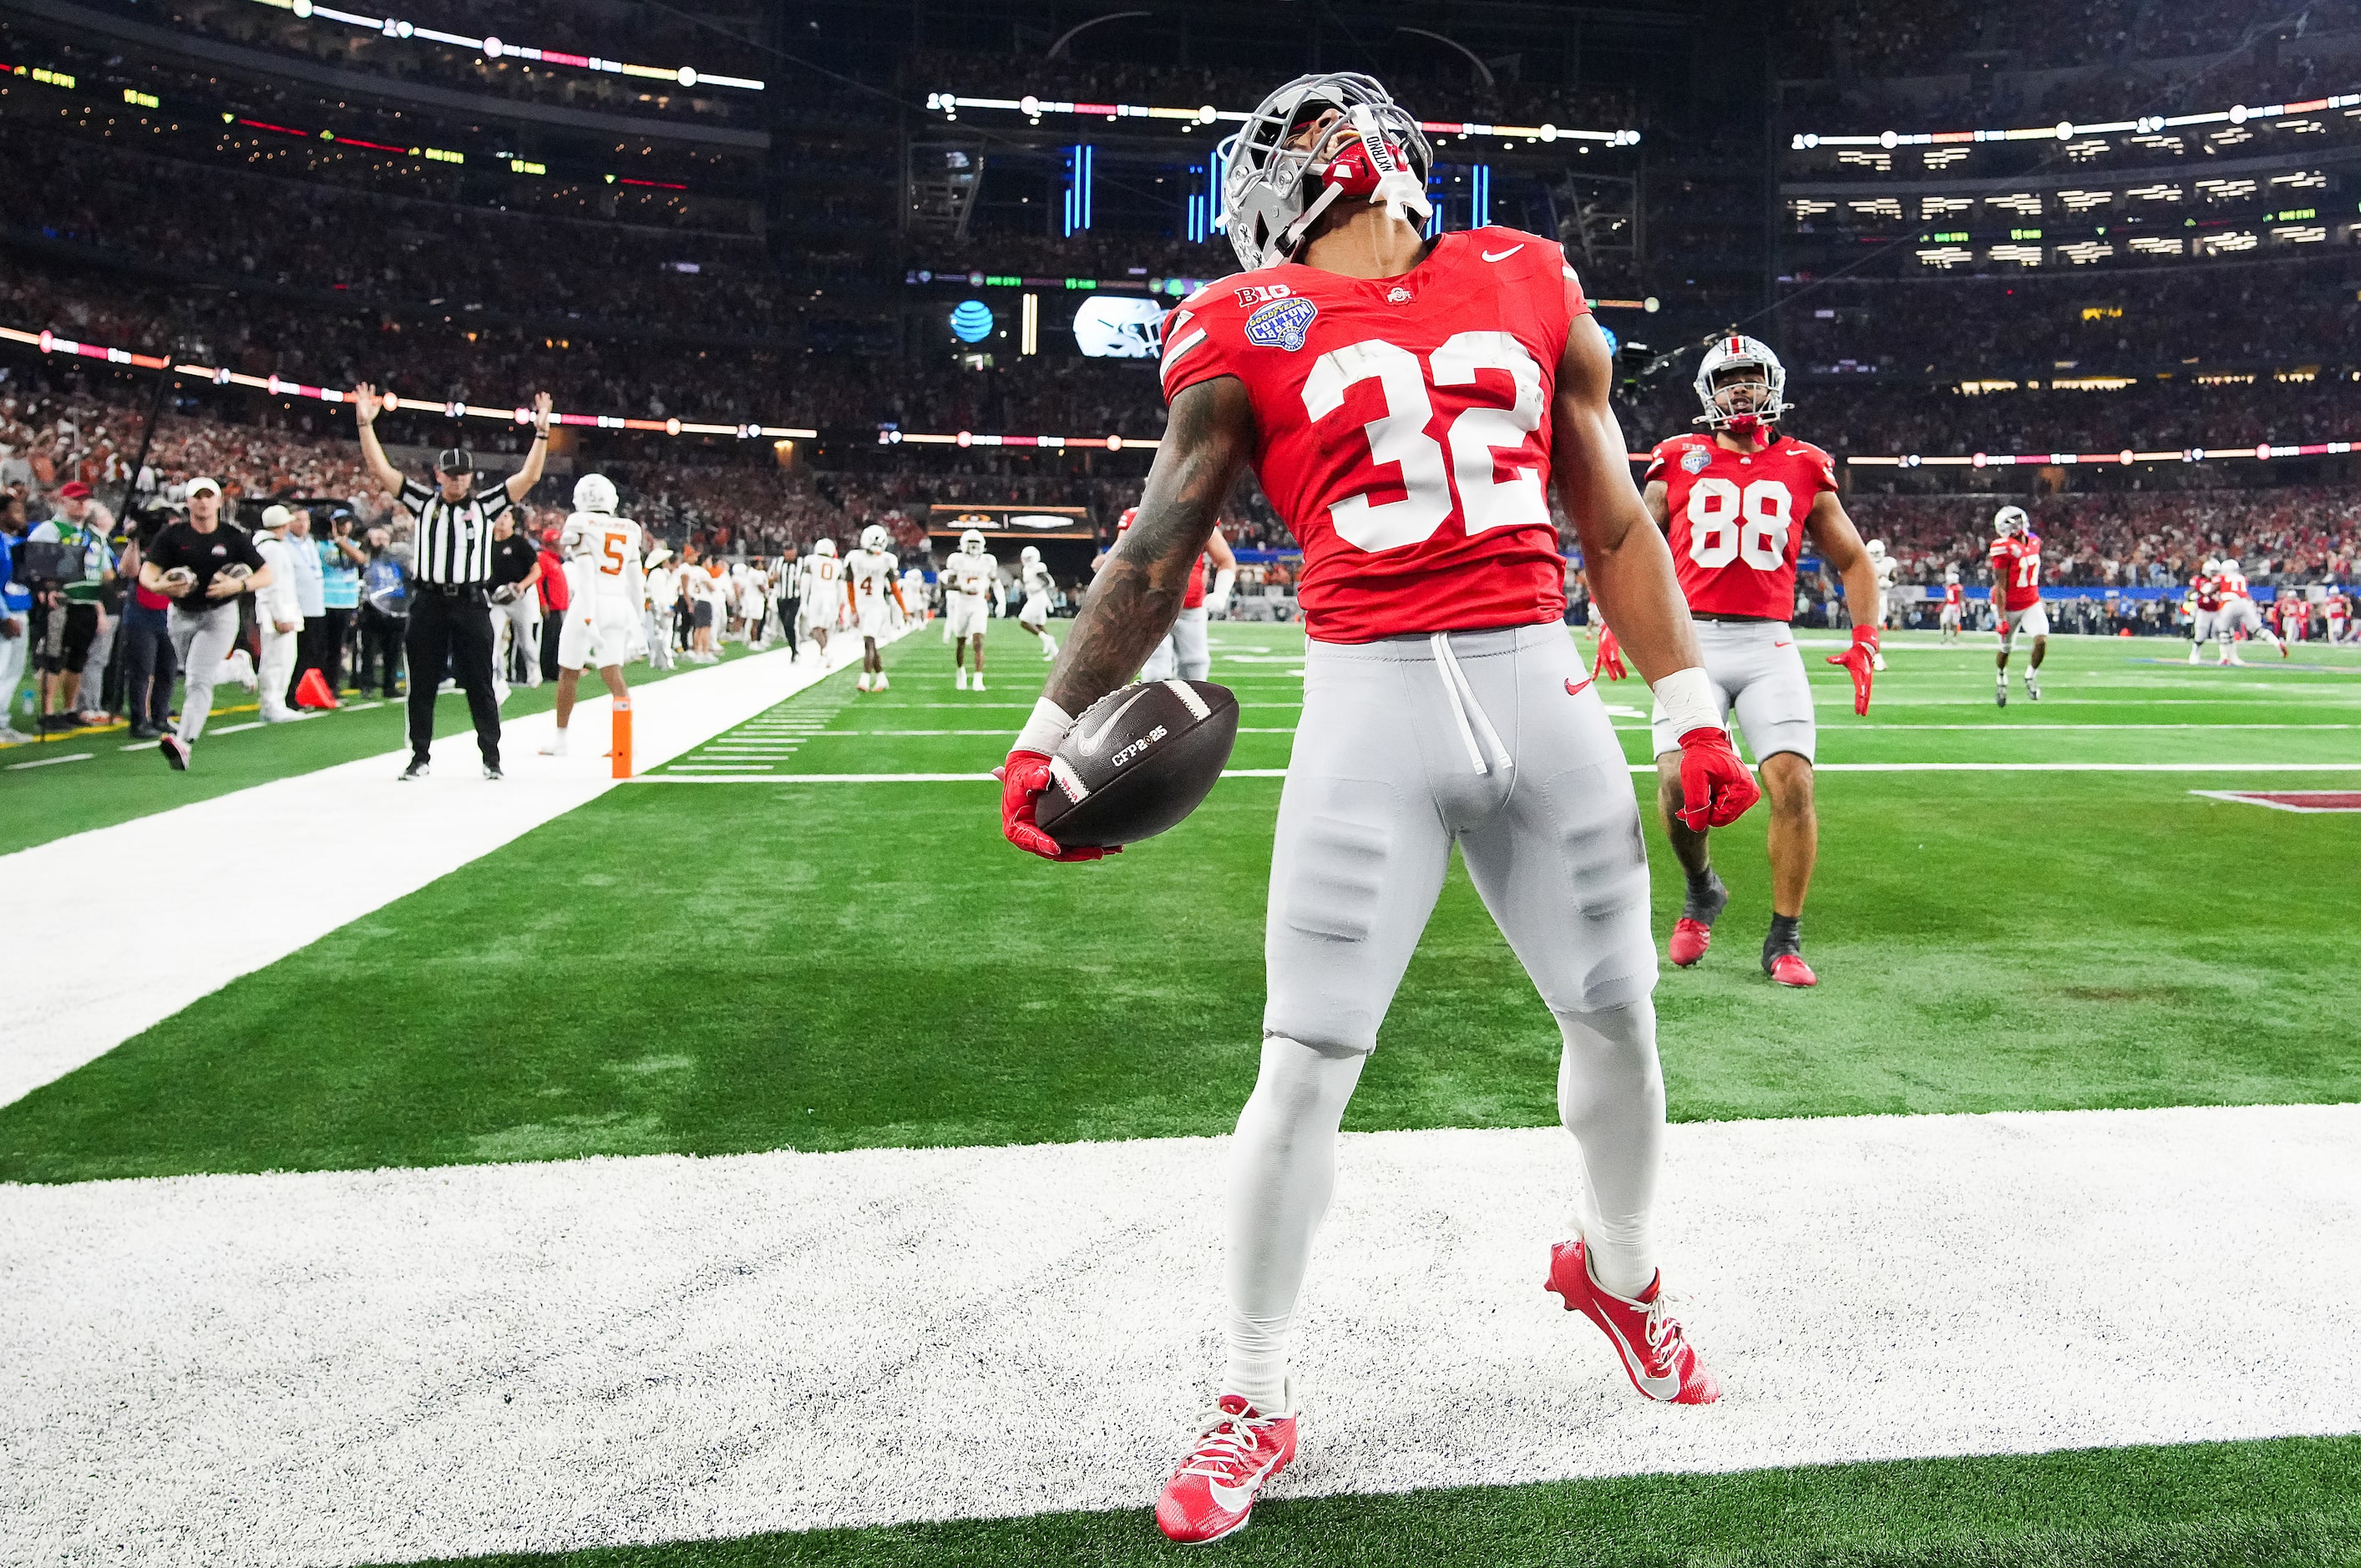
[998,375,1256,862]
[1045,376,1256,714]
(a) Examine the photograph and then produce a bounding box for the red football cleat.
[1766,952,1817,988]
[1669,916,1713,968]
[1546,1239,1720,1405]
[1154,1393,1298,1545]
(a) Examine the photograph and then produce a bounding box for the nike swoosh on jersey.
[1073,689,1152,756]
[1482,245,1526,262]
[1565,675,1594,695]
[1204,1454,1279,1512]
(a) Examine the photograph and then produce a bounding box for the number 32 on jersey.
[1302,332,1549,552]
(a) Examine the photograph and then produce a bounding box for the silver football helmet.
[1865,539,1888,563]
[1218,73,1433,272]
[1994,505,2029,537]
[572,473,618,515]
[813,537,837,558]
[1693,335,1791,433]
[860,523,890,554]
[1943,566,1960,584]
[1019,544,1041,566]
[959,529,987,555]
[2222,557,2242,574]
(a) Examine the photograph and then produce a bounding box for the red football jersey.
[1644,431,1837,620]
[1159,226,1579,641]
[2192,572,2222,612]
[2329,594,2351,620]
[1990,533,2044,611]
[2217,567,2252,601]
[1943,582,1963,609]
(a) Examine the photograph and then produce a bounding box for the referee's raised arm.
[353,383,556,782]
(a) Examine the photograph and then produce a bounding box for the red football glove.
[996,751,1117,863]
[1674,727,1761,831]
[1593,625,1629,681]
[1826,625,1878,716]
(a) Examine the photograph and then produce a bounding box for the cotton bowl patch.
[1244,296,1319,352]
[1681,444,1714,474]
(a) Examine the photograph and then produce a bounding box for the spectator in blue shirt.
[0,493,29,744]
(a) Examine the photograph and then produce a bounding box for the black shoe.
[481,762,504,781]
[129,724,160,741]
[398,756,431,781]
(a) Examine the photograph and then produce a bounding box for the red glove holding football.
[1826,625,1878,716]
[1674,727,1761,831]
[996,751,1117,862]
[1593,625,1629,681]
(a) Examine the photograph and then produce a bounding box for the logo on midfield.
[1244,296,1320,352]
[1680,445,1714,475]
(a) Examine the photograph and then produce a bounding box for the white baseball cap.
[261,503,294,529]
[185,476,222,497]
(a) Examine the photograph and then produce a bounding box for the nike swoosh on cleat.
[1073,689,1151,756]
[1205,1456,1278,1512]
[1593,1309,1684,1399]
[1482,245,1526,262]
[1566,675,1594,695]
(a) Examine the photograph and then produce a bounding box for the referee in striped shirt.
[354,383,555,781]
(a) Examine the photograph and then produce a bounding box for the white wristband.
[1651,666,1721,739]
[1013,696,1075,757]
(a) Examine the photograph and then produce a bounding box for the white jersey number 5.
[1301,332,1548,553]
[1685,477,1791,571]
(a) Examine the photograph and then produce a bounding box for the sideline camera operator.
[352,383,553,781]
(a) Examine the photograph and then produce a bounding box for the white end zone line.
[2,1103,2354,1567]
[628,761,2361,784]
[0,630,905,1108]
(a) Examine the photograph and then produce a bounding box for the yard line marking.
[2191,789,2361,812]
[627,761,2361,785]
[2,1105,2351,1566]
[5,751,94,769]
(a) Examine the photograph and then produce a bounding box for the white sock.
[1556,1002,1664,1297]
[1223,1035,1366,1415]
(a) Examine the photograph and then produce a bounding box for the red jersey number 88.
[1685,478,1792,572]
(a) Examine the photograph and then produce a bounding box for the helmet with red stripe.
[1692,334,1791,438]
[1218,73,1433,271]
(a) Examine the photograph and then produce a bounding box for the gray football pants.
[167,602,240,746]
[1223,623,1667,1410]
[1139,604,1210,683]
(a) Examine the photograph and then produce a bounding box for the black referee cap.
[435,448,474,476]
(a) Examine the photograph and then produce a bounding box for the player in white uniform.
[844,524,909,691]
[797,539,842,659]
[741,558,771,650]
[2212,558,2285,665]
[541,473,643,757]
[1865,539,1899,671]
[643,546,676,671]
[901,566,929,631]
[941,529,1001,690]
[1016,544,1058,660]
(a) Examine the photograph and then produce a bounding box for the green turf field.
[8,616,2359,1568]
[3,619,2355,1184]
[0,640,767,857]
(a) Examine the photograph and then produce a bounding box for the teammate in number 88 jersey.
[998,72,1758,1547]
[1625,335,1882,989]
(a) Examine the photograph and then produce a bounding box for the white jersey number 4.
[1300,331,1548,553]
[1685,477,1792,572]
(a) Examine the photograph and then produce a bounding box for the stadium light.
[1791,91,2361,155]
[231,0,762,89]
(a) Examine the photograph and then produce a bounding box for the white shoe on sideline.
[971,675,985,691]
[540,730,569,756]
[955,669,967,690]
[874,673,889,690]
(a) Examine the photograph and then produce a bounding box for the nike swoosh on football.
[1073,689,1152,756]
[1565,675,1594,695]
[1482,245,1526,262]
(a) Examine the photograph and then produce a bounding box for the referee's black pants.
[405,584,501,766]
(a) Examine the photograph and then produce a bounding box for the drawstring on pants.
[1428,631,1513,775]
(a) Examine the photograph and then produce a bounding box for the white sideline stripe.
[630,761,2361,785]
[4,750,92,769]
[0,1104,2352,1567]
[0,632,903,1109]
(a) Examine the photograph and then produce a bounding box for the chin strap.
[1280,106,1432,255]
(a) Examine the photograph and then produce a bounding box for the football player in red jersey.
[1939,567,1966,644]
[2187,557,2222,665]
[1098,503,1239,680]
[992,73,1755,1545]
[1989,505,2047,704]
[1621,336,1881,988]
[2327,586,2352,645]
[2212,557,2285,664]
